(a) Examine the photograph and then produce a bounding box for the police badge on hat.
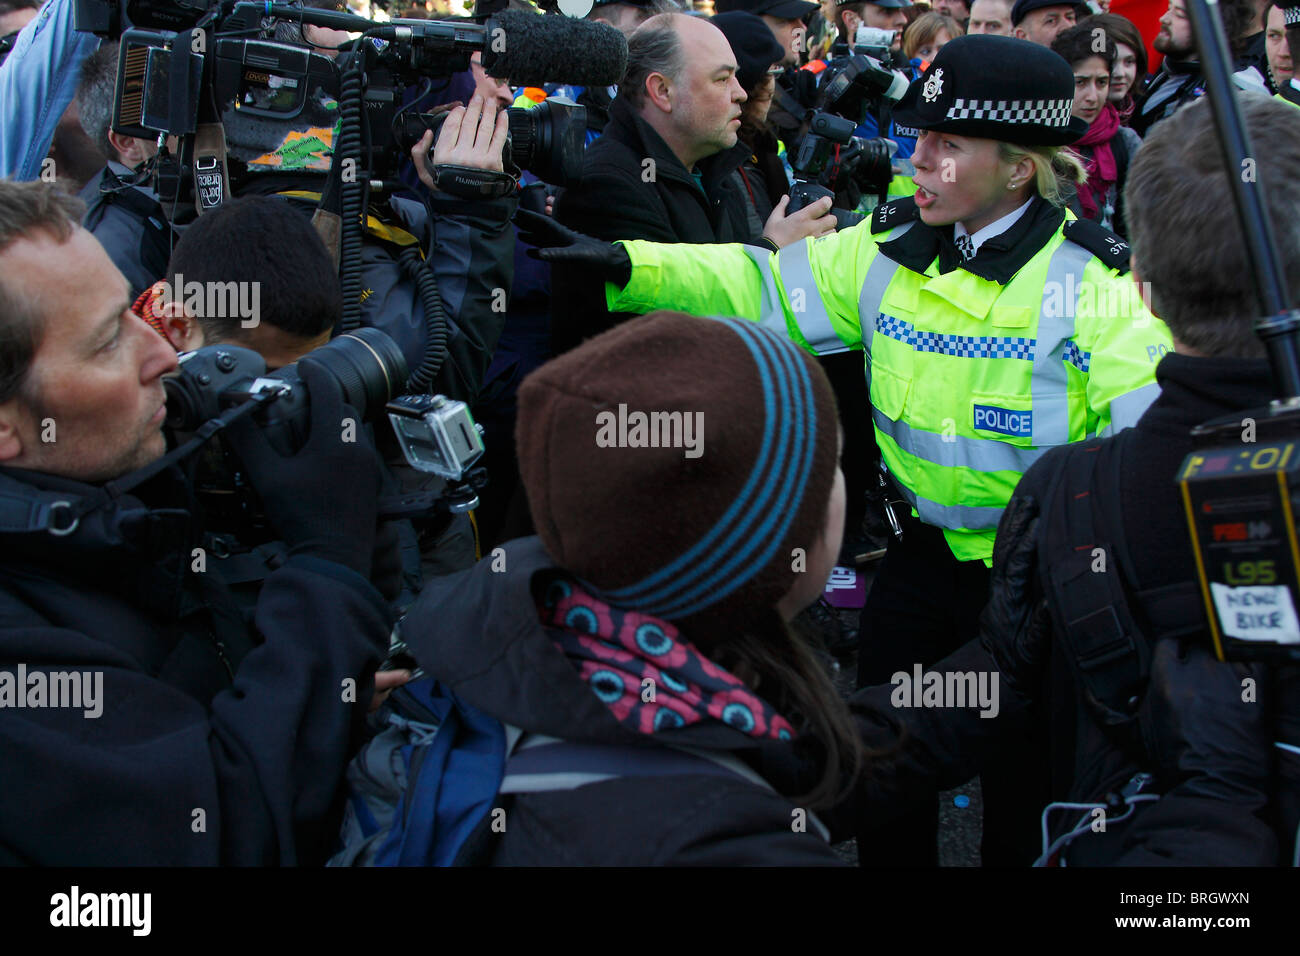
[922,68,944,103]
[893,35,1088,146]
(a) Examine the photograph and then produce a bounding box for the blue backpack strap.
[499,734,832,843]
[372,679,507,867]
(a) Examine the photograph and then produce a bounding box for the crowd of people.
[0,0,1298,868]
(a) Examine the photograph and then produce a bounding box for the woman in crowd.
[712,11,800,243]
[1052,24,1143,235]
[1081,12,1149,124]
[902,10,964,69]
[401,311,867,864]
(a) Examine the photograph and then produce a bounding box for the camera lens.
[308,327,410,419]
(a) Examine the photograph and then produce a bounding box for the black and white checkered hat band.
[945,97,1074,127]
[1286,6,1300,26]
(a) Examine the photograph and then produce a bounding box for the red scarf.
[1075,102,1122,222]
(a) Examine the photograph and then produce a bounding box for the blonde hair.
[997,141,1087,207]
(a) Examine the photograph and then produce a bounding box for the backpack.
[1032,433,1206,863]
[329,677,830,866]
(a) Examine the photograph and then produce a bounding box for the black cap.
[892,34,1087,145]
[714,0,819,19]
[1010,0,1080,25]
[712,11,789,90]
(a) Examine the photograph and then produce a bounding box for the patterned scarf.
[538,575,795,741]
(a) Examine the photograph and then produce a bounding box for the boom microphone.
[244,4,627,88]
[479,10,628,88]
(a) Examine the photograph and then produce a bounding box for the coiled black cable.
[400,243,449,394]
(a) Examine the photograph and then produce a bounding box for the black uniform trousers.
[855,513,1048,867]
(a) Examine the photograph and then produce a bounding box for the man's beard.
[1153,29,1192,56]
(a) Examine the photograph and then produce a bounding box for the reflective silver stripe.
[499,772,617,793]
[1101,381,1161,436]
[771,238,845,353]
[873,406,1050,474]
[1032,239,1092,446]
[894,480,1005,531]
[739,244,796,338]
[858,222,912,369]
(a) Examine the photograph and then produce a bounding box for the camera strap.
[2,398,275,539]
[192,123,234,215]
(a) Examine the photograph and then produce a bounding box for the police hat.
[714,0,819,19]
[1010,0,1080,25]
[892,34,1087,146]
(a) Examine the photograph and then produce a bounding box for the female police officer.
[523,34,1172,864]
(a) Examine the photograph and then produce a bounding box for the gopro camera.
[386,394,485,481]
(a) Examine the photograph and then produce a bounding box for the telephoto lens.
[310,327,410,422]
[164,326,410,451]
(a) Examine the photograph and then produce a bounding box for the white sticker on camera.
[1210,583,1300,643]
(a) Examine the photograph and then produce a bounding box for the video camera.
[76,1,610,201]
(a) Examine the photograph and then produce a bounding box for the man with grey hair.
[74,41,175,300]
[549,11,833,353]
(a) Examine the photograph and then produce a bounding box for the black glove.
[1140,638,1271,803]
[977,494,1052,701]
[514,208,632,286]
[224,359,381,578]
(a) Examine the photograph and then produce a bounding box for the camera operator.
[0,179,394,864]
[548,11,836,355]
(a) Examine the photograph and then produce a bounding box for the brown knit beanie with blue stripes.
[516,310,839,642]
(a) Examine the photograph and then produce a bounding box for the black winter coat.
[0,465,393,865]
[550,95,754,355]
[401,537,846,865]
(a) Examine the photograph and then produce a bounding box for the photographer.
[0,179,394,864]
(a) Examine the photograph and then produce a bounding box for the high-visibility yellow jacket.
[608,196,1173,563]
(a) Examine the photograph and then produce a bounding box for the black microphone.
[480,10,628,88]
[240,4,627,87]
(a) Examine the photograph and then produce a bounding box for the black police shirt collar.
[877,193,1066,284]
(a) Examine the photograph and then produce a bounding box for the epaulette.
[870,196,920,235]
[1062,218,1131,274]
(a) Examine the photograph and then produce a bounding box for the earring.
[1008,182,1019,190]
